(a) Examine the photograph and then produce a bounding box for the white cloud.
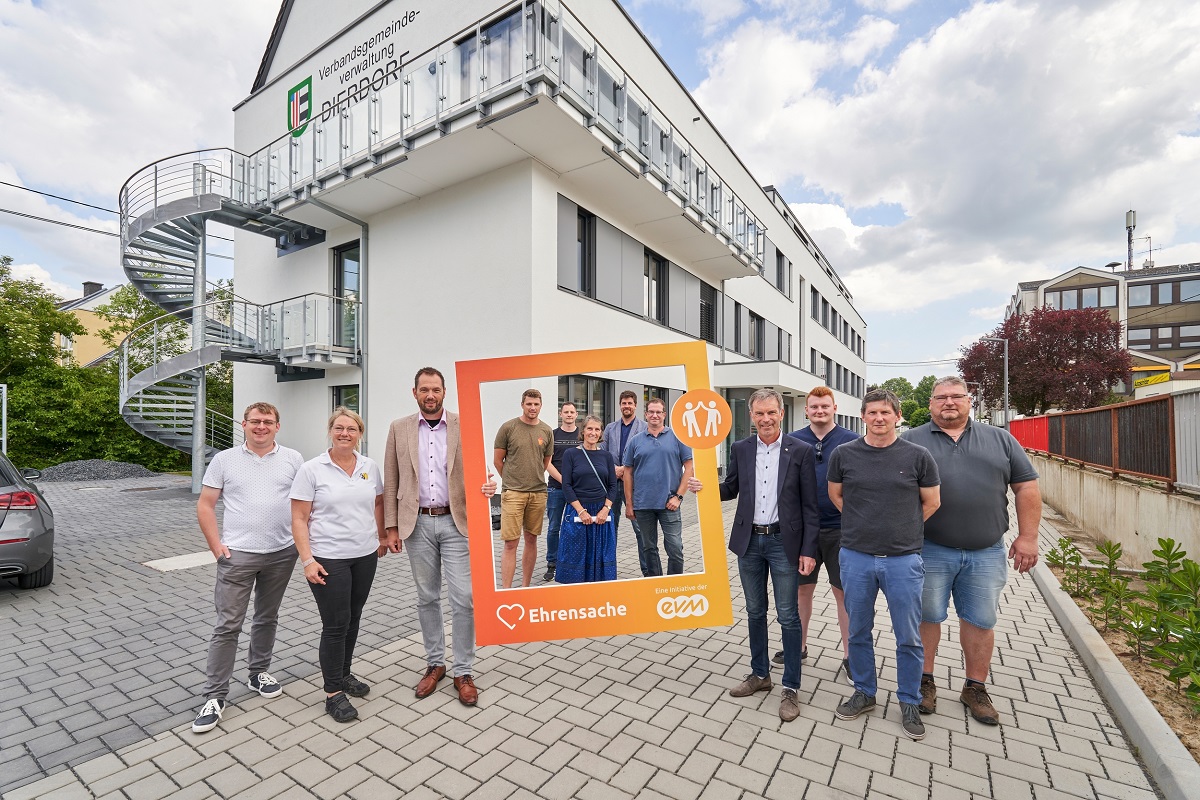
[693,1,1200,313]
[840,15,897,66]
[969,304,1008,320]
[857,0,917,13]
[10,263,79,300]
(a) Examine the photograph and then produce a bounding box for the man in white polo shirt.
[192,402,305,733]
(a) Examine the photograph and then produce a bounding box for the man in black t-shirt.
[543,402,581,582]
[827,389,940,741]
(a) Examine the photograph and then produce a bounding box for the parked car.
[0,453,54,589]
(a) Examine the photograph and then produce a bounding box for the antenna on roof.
[1126,210,1136,271]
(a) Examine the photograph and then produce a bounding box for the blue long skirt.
[555,499,617,583]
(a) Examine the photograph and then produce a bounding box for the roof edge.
[251,0,297,94]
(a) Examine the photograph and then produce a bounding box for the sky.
[2,0,1199,385]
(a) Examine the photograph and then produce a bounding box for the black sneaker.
[325,691,358,723]
[901,702,926,740]
[834,690,877,721]
[544,566,556,582]
[191,698,226,733]
[771,648,807,665]
[247,672,283,698]
[343,674,370,698]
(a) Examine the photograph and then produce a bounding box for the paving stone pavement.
[1,477,1165,799]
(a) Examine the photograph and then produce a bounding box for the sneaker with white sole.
[901,702,926,740]
[247,672,283,698]
[834,690,876,720]
[192,698,226,733]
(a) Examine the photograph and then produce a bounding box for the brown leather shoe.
[453,675,479,706]
[918,675,937,714]
[415,664,445,698]
[960,684,999,725]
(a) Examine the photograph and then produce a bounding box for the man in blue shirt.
[603,391,649,574]
[622,397,694,576]
[773,386,859,684]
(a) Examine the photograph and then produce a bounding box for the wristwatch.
[668,492,683,502]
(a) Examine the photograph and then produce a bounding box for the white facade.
[227,0,867,461]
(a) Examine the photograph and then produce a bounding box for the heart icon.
[496,603,525,630]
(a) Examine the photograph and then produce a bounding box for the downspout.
[307,197,370,454]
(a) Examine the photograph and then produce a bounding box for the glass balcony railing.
[117,1,767,271]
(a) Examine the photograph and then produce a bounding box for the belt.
[752,523,780,534]
[418,506,451,516]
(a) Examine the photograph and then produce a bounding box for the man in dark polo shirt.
[827,388,940,741]
[904,376,1041,726]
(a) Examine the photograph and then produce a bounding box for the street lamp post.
[982,337,1009,428]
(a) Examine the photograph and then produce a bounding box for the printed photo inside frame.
[457,341,733,646]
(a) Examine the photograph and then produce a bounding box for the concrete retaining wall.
[1031,453,1200,564]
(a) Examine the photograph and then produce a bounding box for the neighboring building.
[56,281,120,366]
[1006,262,1200,389]
[116,0,867,471]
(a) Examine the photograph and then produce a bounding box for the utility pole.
[1126,210,1136,271]
[982,337,1009,429]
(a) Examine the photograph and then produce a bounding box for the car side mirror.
[20,468,41,482]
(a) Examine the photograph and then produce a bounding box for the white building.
[117,0,867,472]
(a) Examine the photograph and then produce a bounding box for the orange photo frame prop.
[457,341,733,646]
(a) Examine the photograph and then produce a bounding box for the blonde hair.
[328,406,365,442]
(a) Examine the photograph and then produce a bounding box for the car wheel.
[17,557,53,589]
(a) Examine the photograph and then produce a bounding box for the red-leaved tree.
[958,307,1131,415]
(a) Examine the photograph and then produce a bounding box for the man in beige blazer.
[382,367,495,706]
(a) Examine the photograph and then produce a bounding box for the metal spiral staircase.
[118,149,341,464]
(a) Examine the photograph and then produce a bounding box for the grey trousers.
[201,545,297,700]
[406,514,475,677]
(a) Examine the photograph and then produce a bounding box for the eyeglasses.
[813,441,824,462]
[331,425,360,434]
[645,410,665,416]
[931,394,970,403]
[244,419,277,426]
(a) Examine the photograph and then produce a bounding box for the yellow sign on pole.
[1133,372,1169,388]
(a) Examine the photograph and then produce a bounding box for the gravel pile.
[38,460,159,482]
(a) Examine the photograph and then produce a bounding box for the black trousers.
[308,553,377,693]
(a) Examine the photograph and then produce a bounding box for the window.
[775,251,791,296]
[780,331,792,364]
[1183,280,1200,303]
[811,288,821,321]
[644,251,668,323]
[1128,285,1152,306]
[1155,283,1172,304]
[821,299,830,329]
[822,356,832,385]
[1045,290,1060,309]
[1181,325,1200,338]
[699,283,718,344]
[733,302,743,353]
[332,385,359,412]
[1100,285,1117,307]
[1081,287,1098,308]
[810,348,819,375]
[577,210,595,297]
[643,384,669,409]
[1060,290,1077,310]
[333,242,360,347]
[748,312,763,360]
[558,374,611,421]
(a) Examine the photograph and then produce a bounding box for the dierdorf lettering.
[528,603,628,623]
[319,55,408,124]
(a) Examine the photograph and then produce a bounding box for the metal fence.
[1009,391,1200,491]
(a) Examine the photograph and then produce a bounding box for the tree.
[958,307,1131,416]
[906,407,932,428]
[901,398,919,421]
[0,255,84,381]
[880,377,914,401]
[913,375,937,409]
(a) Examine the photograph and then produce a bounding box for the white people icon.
[681,400,723,438]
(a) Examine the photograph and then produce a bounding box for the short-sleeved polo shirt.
[623,428,693,510]
[290,451,384,559]
[202,443,304,553]
[903,420,1039,550]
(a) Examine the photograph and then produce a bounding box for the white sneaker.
[192,698,226,733]
[247,672,283,698]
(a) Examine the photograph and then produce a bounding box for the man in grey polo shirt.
[903,376,1041,726]
[192,402,304,733]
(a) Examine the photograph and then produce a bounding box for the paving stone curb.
[1031,560,1200,800]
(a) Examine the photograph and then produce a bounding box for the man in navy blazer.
[718,388,819,722]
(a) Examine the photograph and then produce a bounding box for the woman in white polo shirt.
[290,407,385,723]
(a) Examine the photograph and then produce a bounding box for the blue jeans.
[840,548,924,706]
[634,508,683,576]
[739,532,802,689]
[611,495,647,575]
[921,539,1008,630]
[545,488,566,568]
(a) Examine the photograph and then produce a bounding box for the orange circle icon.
[671,390,732,449]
